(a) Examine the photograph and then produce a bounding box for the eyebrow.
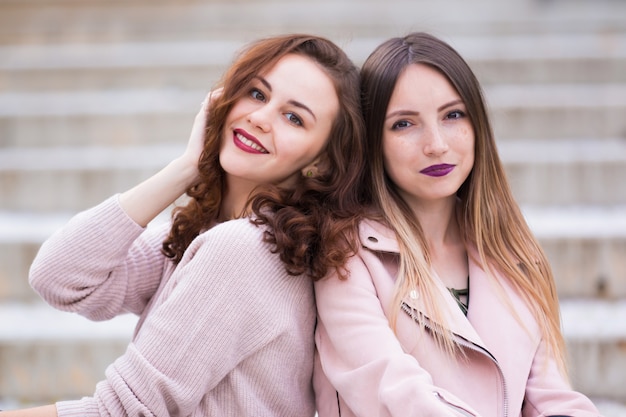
[255,76,317,122]
[385,98,465,120]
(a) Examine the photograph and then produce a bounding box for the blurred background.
[0,0,625,413]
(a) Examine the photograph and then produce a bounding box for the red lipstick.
[233,128,268,154]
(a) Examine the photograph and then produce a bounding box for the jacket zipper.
[433,391,477,417]
[401,302,509,417]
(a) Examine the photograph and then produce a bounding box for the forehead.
[262,53,331,87]
[261,53,339,117]
[390,63,460,105]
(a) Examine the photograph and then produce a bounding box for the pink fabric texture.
[314,218,601,417]
[29,195,316,417]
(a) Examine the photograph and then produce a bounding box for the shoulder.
[208,216,266,238]
[316,218,396,289]
[193,217,267,250]
[179,217,284,274]
[176,217,313,312]
[358,217,400,254]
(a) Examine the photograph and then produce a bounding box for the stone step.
[1,33,624,93]
[0,0,625,46]
[0,40,236,93]
[0,144,180,211]
[0,90,196,147]
[1,138,625,213]
[0,299,623,405]
[0,302,136,404]
[448,33,626,85]
[486,83,626,140]
[522,205,626,299]
[1,84,624,149]
[1,205,624,302]
[501,138,626,206]
[592,399,626,417]
[561,299,626,403]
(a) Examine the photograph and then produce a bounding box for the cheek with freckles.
[457,125,475,152]
[456,123,473,140]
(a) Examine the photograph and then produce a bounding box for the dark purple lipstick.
[420,164,455,177]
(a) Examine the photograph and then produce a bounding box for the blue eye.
[286,112,303,126]
[446,110,466,120]
[391,120,411,130]
[250,88,266,102]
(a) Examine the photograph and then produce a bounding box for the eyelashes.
[391,120,412,130]
[389,109,468,130]
[250,88,266,102]
[285,112,303,126]
[446,110,466,120]
[248,87,305,127]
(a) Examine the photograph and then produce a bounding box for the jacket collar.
[358,218,488,349]
[358,218,400,253]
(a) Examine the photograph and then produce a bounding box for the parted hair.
[360,32,567,375]
[162,34,366,281]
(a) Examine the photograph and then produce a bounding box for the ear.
[301,155,323,178]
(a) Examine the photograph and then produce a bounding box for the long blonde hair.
[360,32,567,375]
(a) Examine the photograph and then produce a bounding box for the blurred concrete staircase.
[0,0,625,413]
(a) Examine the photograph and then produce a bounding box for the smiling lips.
[420,164,455,177]
[233,129,269,154]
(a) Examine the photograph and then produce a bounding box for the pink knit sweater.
[29,196,317,417]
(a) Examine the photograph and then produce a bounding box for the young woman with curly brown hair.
[6,34,365,417]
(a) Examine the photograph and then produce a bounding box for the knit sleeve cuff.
[55,397,99,417]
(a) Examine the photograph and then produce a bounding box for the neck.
[413,198,468,290]
[219,176,261,222]
[411,198,460,249]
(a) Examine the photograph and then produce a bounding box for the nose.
[247,106,272,133]
[422,125,449,156]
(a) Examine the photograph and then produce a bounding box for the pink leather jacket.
[314,219,602,417]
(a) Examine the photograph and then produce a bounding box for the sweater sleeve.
[314,253,477,417]
[29,195,169,320]
[55,218,311,417]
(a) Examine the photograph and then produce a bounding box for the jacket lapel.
[359,219,489,351]
[465,247,540,360]
[401,275,488,350]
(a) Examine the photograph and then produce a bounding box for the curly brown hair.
[162,34,366,281]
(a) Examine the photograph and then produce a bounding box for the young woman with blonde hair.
[3,34,366,417]
[314,32,601,417]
